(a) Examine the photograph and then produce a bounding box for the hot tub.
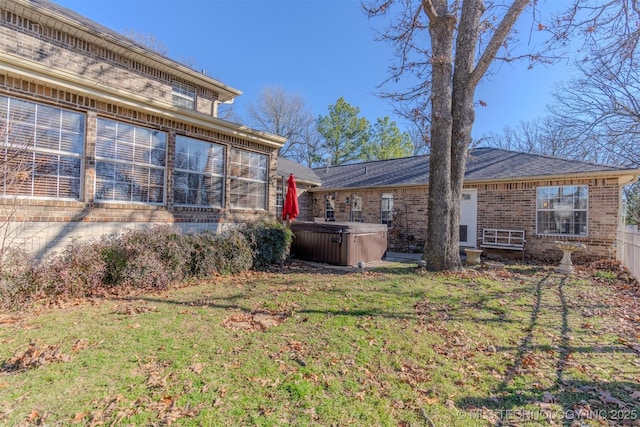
[290,221,388,266]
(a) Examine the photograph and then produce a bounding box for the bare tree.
[365,0,640,270]
[244,86,321,167]
[551,59,640,167]
[121,29,169,56]
[365,0,532,270]
[481,116,581,159]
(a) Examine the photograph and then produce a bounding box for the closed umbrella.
[282,174,299,224]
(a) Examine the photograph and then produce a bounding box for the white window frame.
[172,81,196,110]
[350,194,363,222]
[0,96,84,200]
[275,176,284,219]
[174,135,225,208]
[536,185,588,236]
[95,118,167,204]
[325,193,335,221]
[381,193,393,226]
[229,148,268,210]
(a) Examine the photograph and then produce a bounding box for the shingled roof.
[313,147,639,190]
[277,157,322,186]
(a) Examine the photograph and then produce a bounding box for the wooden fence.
[619,226,640,281]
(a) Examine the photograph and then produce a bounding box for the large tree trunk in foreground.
[423,7,458,271]
[423,0,530,271]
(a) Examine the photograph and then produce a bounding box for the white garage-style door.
[459,189,478,247]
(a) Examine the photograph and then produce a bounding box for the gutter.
[7,0,241,101]
[309,169,640,193]
[0,54,286,149]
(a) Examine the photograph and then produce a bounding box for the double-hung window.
[537,185,588,236]
[275,176,284,219]
[174,135,224,207]
[350,194,363,222]
[172,82,196,110]
[325,193,335,221]
[0,96,84,199]
[381,193,393,226]
[229,149,267,210]
[95,118,166,204]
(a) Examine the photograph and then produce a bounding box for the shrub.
[0,247,37,308]
[189,229,253,277]
[241,221,293,269]
[37,238,107,298]
[215,229,254,274]
[103,225,194,290]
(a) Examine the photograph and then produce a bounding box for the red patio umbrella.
[282,174,299,223]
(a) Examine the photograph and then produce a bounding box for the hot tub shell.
[290,221,388,266]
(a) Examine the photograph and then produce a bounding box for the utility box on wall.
[290,222,388,266]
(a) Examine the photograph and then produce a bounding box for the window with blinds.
[174,135,224,207]
[229,148,267,210]
[95,118,166,204]
[172,82,195,110]
[0,96,84,199]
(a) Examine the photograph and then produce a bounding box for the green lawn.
[1,261,639,426]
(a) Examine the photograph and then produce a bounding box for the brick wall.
[0,6,280,257]
[309,177,624,262]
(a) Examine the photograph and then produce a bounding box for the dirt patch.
[222,311,289,331]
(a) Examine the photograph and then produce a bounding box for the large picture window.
[95,118,166,204]
[0,96,84,199]
[229,149,267,210]
[537,185,588,236]
[174,135,224,207]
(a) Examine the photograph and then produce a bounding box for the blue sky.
[54,0,573,140]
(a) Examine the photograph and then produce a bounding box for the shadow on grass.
[455,273,640,426]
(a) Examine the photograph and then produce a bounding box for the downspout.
[213,98,234,118]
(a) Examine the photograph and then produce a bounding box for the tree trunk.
[423,9,460,271]
[450,0,483,257]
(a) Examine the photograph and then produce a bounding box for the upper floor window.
[229,149,267,210]
[172,82,195,110]
[0,96,84,199]
[381,193,393,226]
[537,185,588,236]
[174,135,224,207]
[95,118,166,204]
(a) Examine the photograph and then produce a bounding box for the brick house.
[276,157,321,221]
[305,148,640,262]
[0,0,288,256]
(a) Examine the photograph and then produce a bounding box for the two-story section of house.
[0,0,286,257]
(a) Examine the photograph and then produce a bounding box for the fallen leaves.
[1,342,70,372]
[222,310,289,332]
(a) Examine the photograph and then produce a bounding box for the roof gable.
[277,157,321,185]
